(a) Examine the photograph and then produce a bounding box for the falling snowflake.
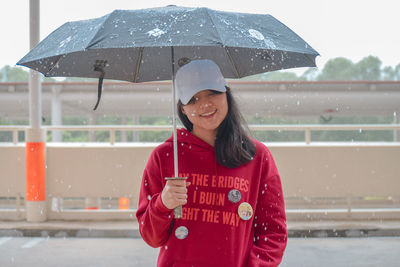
[59,36,72,48]
[147,28,166,37]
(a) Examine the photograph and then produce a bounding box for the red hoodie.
[136,128,287,267]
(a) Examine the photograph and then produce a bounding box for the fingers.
[161,179,191,210]
[166,181,188,196]
[174,192,188,200]
[174,194,188,206]
[161,192,187,209]
[166,180,191,192]
[167,180,190,187]
[170,185,188,194]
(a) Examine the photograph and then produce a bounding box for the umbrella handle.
[93,74,104,110]
[173,206,183,218]
[93,62,106,110]
[165,177,187,218]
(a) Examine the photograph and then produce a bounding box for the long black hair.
[177,86,256,168]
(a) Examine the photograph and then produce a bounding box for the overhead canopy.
[1,81,399,119]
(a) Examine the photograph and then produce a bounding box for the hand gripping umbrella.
[18,5,319,217]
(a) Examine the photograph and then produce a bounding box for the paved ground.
[2,219,400,238]
[1,236,399,267]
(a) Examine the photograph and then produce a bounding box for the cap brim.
[180,86,226,105]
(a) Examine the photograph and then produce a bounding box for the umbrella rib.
[44,55,64,77]
[204,8,224,45]
[225,47,240,78]
[302,53,318,68]
[134,47,144,82]
[204,8,240,78]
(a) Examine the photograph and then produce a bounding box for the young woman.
[136,59,287,267]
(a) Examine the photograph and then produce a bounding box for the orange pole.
[85,206,99,210]
[85,197,99,210]
[26,142,46,201]
[119,198,130,210]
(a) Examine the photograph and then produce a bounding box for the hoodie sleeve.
[247,147,288,267]
[136,149,174,248]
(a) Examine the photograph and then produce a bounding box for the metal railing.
[1,124,400,144]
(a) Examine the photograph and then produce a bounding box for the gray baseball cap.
[174,59,227,105]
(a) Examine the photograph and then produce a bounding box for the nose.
[198,96,213,109]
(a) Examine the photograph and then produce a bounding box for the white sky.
[1,0,399,75]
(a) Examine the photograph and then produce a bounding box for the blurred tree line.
[1,114,397,143]
[1,55,400,82]
[0,65,56,82]
[245,55,400,81]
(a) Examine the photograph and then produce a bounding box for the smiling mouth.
[200,110,217,117]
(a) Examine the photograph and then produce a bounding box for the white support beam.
[51,85,62,142]
[26,0,47,223]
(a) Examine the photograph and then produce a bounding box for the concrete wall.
[1,143,399,220]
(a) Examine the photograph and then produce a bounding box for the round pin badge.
[228,189,241,203]
[175,226,189,240]
[238,202,253,221]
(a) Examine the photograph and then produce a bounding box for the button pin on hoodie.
[238,202,253,221]
[228,189,241,203]
[175,226,189,240]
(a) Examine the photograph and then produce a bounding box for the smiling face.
[181,89,229,138]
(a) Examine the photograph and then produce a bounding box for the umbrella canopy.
[18,5,319,82]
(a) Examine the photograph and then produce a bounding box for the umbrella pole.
[171,47,179,178]
[169,47,185,218]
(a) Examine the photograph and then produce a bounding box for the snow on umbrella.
[18,5,319,217]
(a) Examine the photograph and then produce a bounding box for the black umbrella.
[18,5,319,98]
[18,5,319,217]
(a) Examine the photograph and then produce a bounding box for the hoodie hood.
[165,128,214,152]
